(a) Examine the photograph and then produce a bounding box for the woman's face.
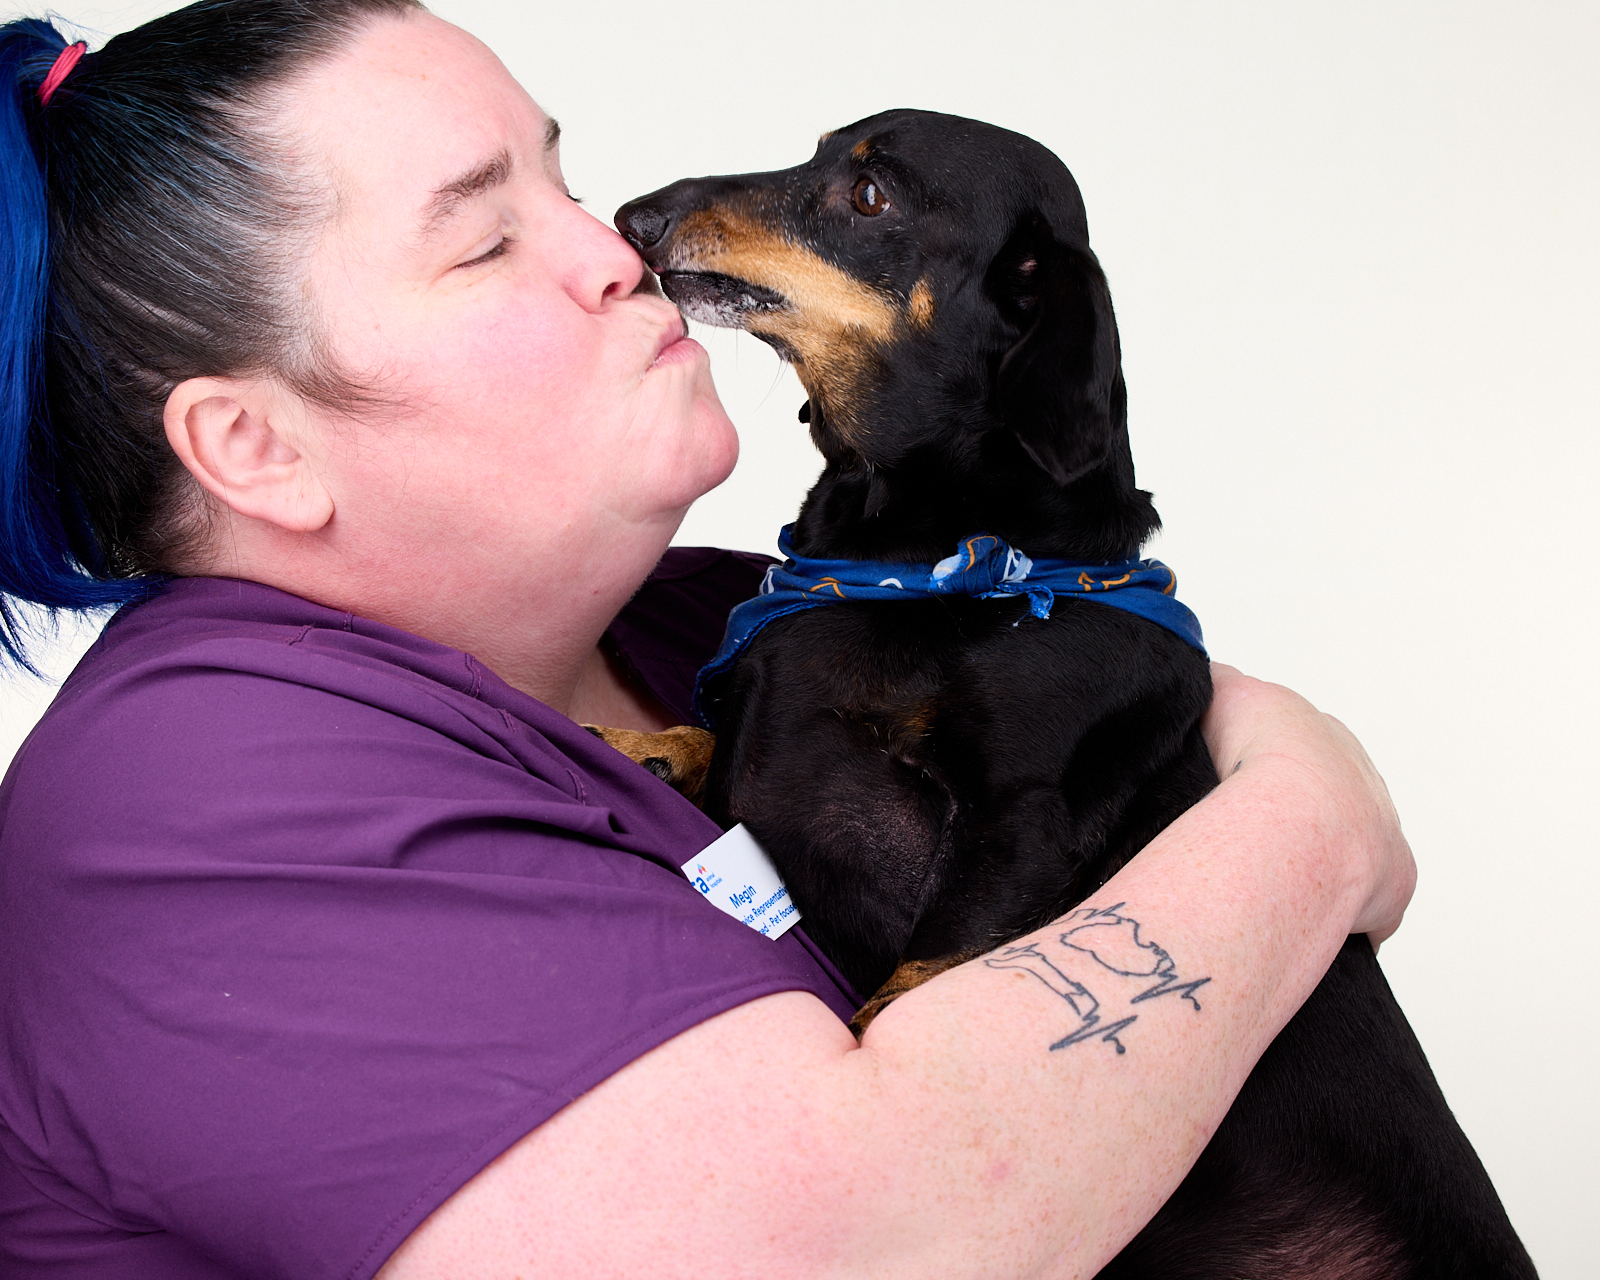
[283,13,737,594]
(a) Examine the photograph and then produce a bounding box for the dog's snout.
[616,201,671,252]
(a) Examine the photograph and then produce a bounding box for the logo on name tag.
[686,861,723,894]
[681,824,802,940]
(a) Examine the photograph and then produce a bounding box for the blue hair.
[0,20,144,670]
[0,0,419,671]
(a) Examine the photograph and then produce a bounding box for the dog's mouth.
[657,271,790,330]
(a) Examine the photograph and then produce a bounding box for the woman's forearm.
[847,738,1387,1276]
[379,671,1413,1280]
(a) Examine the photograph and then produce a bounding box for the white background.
[8,2,1596,1274]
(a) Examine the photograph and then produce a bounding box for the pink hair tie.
[37,41,87,108]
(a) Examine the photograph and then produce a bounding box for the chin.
[682,399,741,501]
[626,387,739,515]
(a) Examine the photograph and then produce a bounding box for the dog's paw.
[849,951,982,1038]
[582,724,715,807]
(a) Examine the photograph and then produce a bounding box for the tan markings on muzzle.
[666,208,901,447]
[909,278,935,328]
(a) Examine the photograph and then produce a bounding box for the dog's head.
[617,109,1125,491]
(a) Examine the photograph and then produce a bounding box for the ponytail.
[0,0,422,671]
[0,20,139,669]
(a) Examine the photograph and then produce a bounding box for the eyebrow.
[417,119,561,238]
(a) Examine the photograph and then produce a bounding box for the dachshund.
[609,110,1536,1279]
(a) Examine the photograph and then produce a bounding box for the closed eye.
[457,235,514,269]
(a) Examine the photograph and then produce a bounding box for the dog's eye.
[851,176,889,217]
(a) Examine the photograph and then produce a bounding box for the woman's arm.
[378,666,1414,1280]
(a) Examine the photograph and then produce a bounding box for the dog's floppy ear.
[984,212,1122,486]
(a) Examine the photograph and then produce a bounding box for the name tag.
[681,824,802,940]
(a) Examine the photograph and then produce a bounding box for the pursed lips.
[647,310,688,366]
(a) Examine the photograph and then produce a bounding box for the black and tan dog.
[609,110,1535,1278]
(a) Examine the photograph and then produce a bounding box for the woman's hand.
[1202,663,1416,946]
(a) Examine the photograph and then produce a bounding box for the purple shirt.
[0,550,855,1277]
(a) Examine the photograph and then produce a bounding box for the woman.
[0,2,1414,1276]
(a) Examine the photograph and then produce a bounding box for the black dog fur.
[617,110,1535,1279]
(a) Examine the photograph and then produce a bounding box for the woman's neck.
[181,497,685,725]
[566,643,678,731]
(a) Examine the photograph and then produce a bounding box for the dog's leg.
[850,950,982,1038]
[583,724,715,806]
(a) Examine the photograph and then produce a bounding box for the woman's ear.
[163,377,334,533]
[984,212,1124,486]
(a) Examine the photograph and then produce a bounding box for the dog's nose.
[616,201,671,251]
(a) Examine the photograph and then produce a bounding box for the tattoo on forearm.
[986,903,1210,1055]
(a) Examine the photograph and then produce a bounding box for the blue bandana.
[693,527,1205,727]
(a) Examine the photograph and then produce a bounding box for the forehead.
[282,12,548,224]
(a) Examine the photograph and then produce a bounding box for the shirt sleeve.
[0,613,852,1279]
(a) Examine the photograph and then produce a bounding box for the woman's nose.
[559,201,647,309]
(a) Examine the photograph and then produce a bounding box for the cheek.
[322,301,598,522]
[380,293,626,510]
[410,289,600,419]
[326,273,734,526]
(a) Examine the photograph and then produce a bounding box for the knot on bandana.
[693,526,1205,727]
[929,534,1048,612]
